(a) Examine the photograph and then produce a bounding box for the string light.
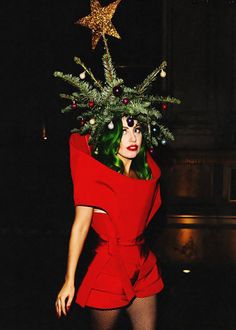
[183,269,191,274]
[42,125,47,141]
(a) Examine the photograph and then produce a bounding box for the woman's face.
[117,117,142,161]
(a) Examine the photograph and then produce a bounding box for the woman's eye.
[135,127,141,133]
[122,128,127,134]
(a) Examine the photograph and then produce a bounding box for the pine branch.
[159,125,174,140]
[151,138,159,147]
[100,79,124,103]
[71,128,80,133]
[147,95,181,104]
[102,35,117,85]
[73,57,103,90]
[59,93,75,101]
[148,108,162,118]
[54,71,81,88]
[123,86,138,94]
[102,53,117,85]
[54,71,100,100]
[61,105,73,113]
[135,61,167,94]
[123,101,151,116]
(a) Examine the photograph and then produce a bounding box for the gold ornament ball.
[90,118,96,125]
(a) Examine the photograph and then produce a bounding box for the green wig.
[92,118,152,180]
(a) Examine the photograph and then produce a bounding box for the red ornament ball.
[149,147,154,153]
[88,100,95,108]
[122,97,129,105]
[71,101,77,109]
[162,103,168,111]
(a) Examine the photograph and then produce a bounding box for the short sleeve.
[69,133,94,206]
[69,133,91,155]
[69,133,115,213]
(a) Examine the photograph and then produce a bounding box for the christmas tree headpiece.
[54,0,180,151]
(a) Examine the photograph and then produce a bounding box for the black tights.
[90,295,157,330]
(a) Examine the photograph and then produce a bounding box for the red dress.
[69,133,164,309]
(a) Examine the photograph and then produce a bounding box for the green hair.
[92,118,152,180]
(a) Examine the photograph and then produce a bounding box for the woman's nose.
[129,130,136,142]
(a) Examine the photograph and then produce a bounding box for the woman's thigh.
[125,295,157,330]
[90,307,121,330]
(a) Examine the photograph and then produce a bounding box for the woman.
[55,116,163,329]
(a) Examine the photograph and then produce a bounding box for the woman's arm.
[65,205,93,282]
[55,205,93,318]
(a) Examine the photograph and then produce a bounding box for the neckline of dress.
[80,150,159,183]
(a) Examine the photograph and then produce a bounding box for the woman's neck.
[118,155,132,176]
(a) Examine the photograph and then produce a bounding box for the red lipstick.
[127,145,138,151]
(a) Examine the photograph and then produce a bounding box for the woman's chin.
[118,151,139,160]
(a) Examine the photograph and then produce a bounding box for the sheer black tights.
[90,307,120,330]
[126,295,157,330]
[90,295,157,330]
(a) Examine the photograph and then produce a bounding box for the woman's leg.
[90,308,121,330]
[125,295,157,330]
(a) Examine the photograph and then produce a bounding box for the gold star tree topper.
[75,0,121,49]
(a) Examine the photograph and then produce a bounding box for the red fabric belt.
[98,237,145,254]
[76,237,145,307]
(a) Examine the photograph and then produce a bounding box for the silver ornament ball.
[160,69,166,78]
[108,121,114,129]
[79,71,86,79]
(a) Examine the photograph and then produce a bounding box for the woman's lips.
[127,145,138,151]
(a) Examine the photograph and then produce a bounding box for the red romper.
[69,133,164,309]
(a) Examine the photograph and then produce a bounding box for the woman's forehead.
[121,116,139,126]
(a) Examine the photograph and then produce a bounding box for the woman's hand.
[55,281,75,318]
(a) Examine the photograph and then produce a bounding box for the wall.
[158,0,236,265]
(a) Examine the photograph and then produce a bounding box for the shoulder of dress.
[69,133,91,155]
[147,151,161,179]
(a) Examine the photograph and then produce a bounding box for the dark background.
[1,0,163,143]
[1,0,236,329]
